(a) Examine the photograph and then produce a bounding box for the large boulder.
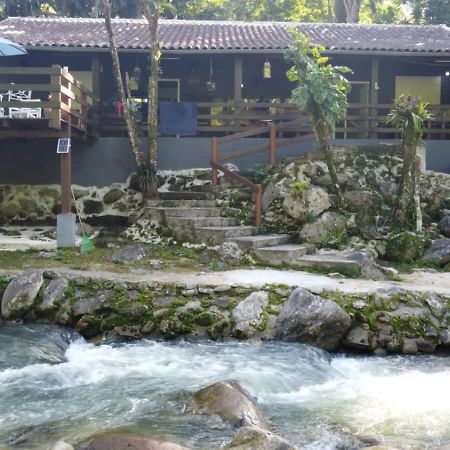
[1,271,43,319]
[421,238,450,266]
[231,291,269,338]
[112,245,147,264]
[38,277,68,313]
[82,433,190,450]
[283,185,331,221]
[192,380,269,429]
[73,290,113,317]
[299,212,347,247]
[219,241,245,266]
[276,288,351,351]
[385,232,425,262]
[225,426,295,450]
[438,215,450,238]
[103,188,124,204]
[343,190,374,213]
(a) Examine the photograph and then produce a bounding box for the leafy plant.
[285,33,352,208]
[304,210,316,224]
[289,180,310,199]
[246,164,272,183]
[387,96,431,231]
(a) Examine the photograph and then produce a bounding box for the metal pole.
[61,115,72,214]
[211,137,218,190]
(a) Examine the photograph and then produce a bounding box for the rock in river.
[81,432,190,450]
[231,291,269,338]
[192,380,269,429]
[226,426,295,450]
[276,287,351,351]
[1,271,43,320]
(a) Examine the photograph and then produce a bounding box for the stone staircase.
[144,191,362,274]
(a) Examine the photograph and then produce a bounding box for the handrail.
[212,159,263,228]
[211,118,315,227]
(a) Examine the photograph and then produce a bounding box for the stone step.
[167,216,237,228]
[146,199,217,208]
[158,191,214,201]
[253,244,315,266]
[229,234,291,250]
[195,226,257,245]
[147,207,222,218]
[295,254,360,274]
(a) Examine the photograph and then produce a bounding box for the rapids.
[1,324,450,449]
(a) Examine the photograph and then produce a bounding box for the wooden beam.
[370,57,379,138]
[91,56,101,101]
[234,56,243,103]
[60,117,72,215]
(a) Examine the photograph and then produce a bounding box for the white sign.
[57,138,71,154]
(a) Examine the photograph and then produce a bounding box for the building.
[0,17,449,186]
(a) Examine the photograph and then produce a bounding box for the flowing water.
[1,324,450,449]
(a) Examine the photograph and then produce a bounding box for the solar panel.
[57,138,71,154]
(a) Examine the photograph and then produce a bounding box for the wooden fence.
[0,65,97,138]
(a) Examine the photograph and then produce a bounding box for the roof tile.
[0,17,449,53]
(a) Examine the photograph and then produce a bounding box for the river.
[1,324,450,449]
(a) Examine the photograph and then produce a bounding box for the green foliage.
[286,33,352,130]
[410,0,450,25]
[289,180,310,199]
[387,96,431,147]
[246,164,273,183]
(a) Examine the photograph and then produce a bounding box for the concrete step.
[195,226,257,245]
[167,216,237,228]
[147,207,222,218]
[295,254,360,274]
[158,191,214,201]
[146,199,217,208]
[229,234,291,250]
[253,244,315,266]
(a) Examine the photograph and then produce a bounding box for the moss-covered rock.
[385,232,426,262]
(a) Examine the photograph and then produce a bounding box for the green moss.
[256,311,269,331]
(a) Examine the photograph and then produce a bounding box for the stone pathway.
[2,267,450,296]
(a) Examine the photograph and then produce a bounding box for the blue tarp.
[159,101,197,136]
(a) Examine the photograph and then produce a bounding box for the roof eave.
[23,45,450,57]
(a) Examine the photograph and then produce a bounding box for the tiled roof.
[0,17,449,54]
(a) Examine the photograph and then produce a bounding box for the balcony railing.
[98,100,450,139]
[0,65,98,138]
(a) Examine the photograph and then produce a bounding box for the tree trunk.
[100,0,144,169]
[394,138,417,229]
[335,0,361,22]
[314,120,346,208]
[334,0,347,22]
[414,152,423,232]
[343,0,361,22]
[141,0,160,198]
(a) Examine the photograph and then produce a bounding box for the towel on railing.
[159,101,197,136]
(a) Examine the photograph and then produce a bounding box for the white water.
[1,325,450,449]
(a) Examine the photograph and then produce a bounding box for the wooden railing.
[98,101,450,139]
[211,120,315,227]
[0,65,98,138]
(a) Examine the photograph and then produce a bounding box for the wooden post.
[211,137,218,190]
[269,123,276,165]
[234,56,243,129]
[50,65,62,130]
[60,115,72,214]
[91,55,101,100]
[255,184,262,229]
[370,57,379,138]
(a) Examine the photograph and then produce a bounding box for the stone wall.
[0,181,142,225]
[1,270,450,355]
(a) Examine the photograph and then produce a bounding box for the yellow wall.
[395,76,441,104]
